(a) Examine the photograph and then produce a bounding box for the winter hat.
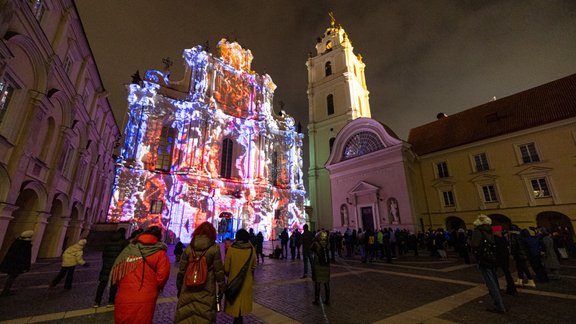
[20,230,34,240]
[77,239,87,246]
[473,214,492,227]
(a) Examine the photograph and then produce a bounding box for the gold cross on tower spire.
[329,11,336,27]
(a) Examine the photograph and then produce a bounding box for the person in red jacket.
[110,226,170,324]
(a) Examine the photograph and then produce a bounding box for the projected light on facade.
[108,39,307,243]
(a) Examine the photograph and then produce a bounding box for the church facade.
[109,40,306,243]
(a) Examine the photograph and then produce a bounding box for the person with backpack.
[175,222,225,324]
[111,226,170,324]
[311,230,331,305]
[471,214,506,314]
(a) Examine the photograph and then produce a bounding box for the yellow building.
[408,74,576,235]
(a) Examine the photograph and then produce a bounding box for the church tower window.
[325,61,332,76]
[271,151,278,186]
[327,94,334,115]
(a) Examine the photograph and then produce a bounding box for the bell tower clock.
[307,13,371,229]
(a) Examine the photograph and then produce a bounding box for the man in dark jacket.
[279,228,289,259]
[493,225,517,295]
[93,228,128,307]
[471,214,506,314]
[301,224,315,278]
[0,230,33,296]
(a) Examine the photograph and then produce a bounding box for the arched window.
[325,61,332,76]
[329,137,336,153]
[342,131,385,160]
[156,126,176,172]
[220,138,234,178]
[327,94,334,115]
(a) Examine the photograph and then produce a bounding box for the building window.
[0,79,15,124]
[326,94,334,115]
[482,185,498,202]
[342,131,384,160]
[442,191,455,207]
[519,143,540,163]
[329,137,335,153]
[150,200,163,214]
[29,0,45,21]
[63,56,72,74]
[156,126,175,172]
[531,178,550,198]
[436,161,449,178]
[271,151,278,185]
[474,153,490,172]
[220,138,233,178]
[325,61,332,76]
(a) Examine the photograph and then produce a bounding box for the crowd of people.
[0,219,573,322]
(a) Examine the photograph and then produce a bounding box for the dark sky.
[76,0,576,140]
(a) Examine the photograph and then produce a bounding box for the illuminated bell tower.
[307,14,371,229]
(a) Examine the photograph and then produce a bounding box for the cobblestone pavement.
[1,242,575,323]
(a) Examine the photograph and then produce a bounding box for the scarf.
[110,239,166,286]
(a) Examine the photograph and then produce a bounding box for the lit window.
[474,153,490,172]
[156,126,175,172]
[29,0,45,21]
[327,94,334,115]
[482,185,498,202]
[220,138,233,178]
[437,162,449,178]
[63,56,72,74]
[519,143,540,163]
[0,79,15,124]
[531,178,550,198]
[325,61,332,76]
[442,191,455,207]
[150,200,163,214]
[342,131,384,160]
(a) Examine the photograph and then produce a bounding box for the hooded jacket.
[175,235,225,324]
[114,234,170,324]
[61,239,87,267]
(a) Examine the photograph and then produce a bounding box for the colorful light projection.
[108,39,306,243]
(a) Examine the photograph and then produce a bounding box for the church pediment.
[349,181,380,194]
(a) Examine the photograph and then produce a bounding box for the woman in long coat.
[311,230,331,305]
[224,229,256,324]
[175,222,225,324]
[111,226,170,324]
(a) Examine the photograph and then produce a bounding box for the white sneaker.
[525,280,536,288]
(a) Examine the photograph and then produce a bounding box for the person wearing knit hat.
[49,238,89,290]
[471,214,506,314]
[0,231,34,296]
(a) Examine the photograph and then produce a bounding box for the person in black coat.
[93,229,128,307]
[492,226,517,295]
[0,230,33,296]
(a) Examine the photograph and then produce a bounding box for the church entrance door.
[361,207,375,231]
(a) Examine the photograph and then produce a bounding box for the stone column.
[0,203,18,252]
[30,212,51,263]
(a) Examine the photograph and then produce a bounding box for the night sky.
[76,0,576,140]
